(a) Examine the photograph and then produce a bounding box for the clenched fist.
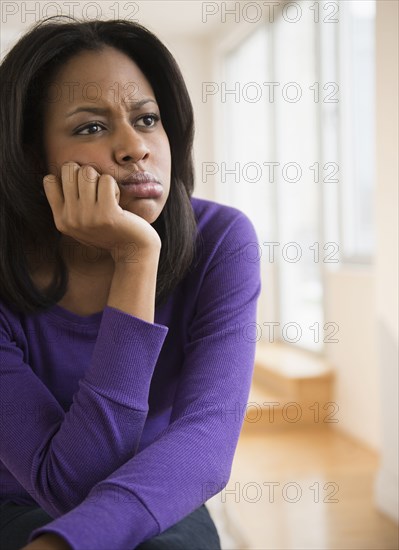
[43,161,161,264]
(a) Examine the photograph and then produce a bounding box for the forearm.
[1,252,169,516]
[107,246,161,323]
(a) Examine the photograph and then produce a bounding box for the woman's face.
[42,46,171,224]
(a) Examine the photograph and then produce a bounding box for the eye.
[135,113,160,128]
[74,122,105,135]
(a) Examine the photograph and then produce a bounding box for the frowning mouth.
[119,172,163,199]
[119,171,161,186]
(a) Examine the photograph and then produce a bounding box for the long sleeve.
[28,210,262,550]
[0,306,168,516]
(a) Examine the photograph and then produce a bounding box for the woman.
[0,16,261,550]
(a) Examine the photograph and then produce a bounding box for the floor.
[207,426,399,550]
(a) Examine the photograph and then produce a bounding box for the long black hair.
[0,16,198,314]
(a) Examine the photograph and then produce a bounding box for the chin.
[123,200,164,224]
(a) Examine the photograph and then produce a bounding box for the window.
[217,0,376,353]
[337,0,376,261]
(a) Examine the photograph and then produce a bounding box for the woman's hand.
[20,533,72,550]
[43,162,161,263]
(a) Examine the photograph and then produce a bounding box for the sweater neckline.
[47,303,104,325]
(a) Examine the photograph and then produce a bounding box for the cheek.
[46,143,107,176]
[44,136,76,173]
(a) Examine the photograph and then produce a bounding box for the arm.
[0,253,168,517]
[107,249,160,322]
[27,212,262,550]
[0,160,170,513]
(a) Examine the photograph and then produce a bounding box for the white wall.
[374,0,399,524]
[325,268,381,450]
[158,34,216,202]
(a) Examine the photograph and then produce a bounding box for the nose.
[113,123,150,167]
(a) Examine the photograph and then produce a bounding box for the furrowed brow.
[66,99,158,118]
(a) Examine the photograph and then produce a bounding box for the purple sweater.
[0,197,261,550]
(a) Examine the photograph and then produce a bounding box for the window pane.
[222,25,272,240]
[273,8,323,351]
[221,26,277,333]
[339,0,376,260]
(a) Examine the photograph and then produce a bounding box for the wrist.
[108,247,160,323]
[110,239,161,266]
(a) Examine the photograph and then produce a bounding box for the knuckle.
[43,174,56,185]
[62,161,78,171]
[99,173,114,183]
[81,165,98,180]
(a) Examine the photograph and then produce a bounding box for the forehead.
[46,46,154,107]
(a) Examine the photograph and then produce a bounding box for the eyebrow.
[65,98,158,118]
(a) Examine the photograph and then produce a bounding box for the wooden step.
[242,343,336,432]
[242,382,337,431]
[242,384,294,432]
[254,342,334,403]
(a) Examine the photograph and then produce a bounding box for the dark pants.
[0,502,221,550]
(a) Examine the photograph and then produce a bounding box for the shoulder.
[183,198,261,339]
[187,196,261,288]
[190,196,258,245]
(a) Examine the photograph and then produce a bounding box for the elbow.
[32,462,82,518]
[200,460,232,502]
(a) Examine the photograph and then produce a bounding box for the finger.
[43,174,64,215]
[78,165,99,204]
[61,162,80,201]
[97,173,120,207]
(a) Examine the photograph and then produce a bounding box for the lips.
[119,171,163,199]
[119,171,161,186]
